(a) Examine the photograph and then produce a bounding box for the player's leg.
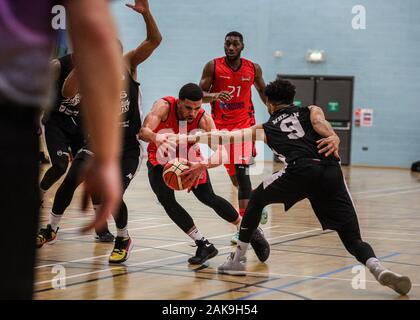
[192,173,246,261]
[108,155,139,263]
[39,122,71,202]
[230,163,268,243]
[313,164,412,295]
[218,182,277,275]
[36,150,89,248]
[337,219,411,295]
[192,171,241,224]
[0,105,39,299]
[218,170,303,275]
[147,161,218,264]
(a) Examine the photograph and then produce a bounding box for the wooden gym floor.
[34,161,420,300]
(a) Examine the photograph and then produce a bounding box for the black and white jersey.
[50,54,81,122]
[262,105,337,165]
[121,73,141,153]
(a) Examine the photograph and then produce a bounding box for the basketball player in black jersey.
[36,0,162,264]
[182,78,412,295]
[39,54,82,195]
[38,55,114,241]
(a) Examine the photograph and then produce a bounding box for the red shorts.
[216,120,256,177]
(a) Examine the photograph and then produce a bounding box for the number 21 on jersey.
[227,85,241,98]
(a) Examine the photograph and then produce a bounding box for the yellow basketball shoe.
[109,236,133,264]
[36,224,58,248]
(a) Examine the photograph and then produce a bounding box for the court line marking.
[236,252,404,300]
[35,179,420,293]
[61,223,177,241]
[40,217,160,232]
[34,228,321,283]
[357,189,420,200]
[352,186,420,195]
[36,225,315,269]
[320,232,420,243]
[35,256,312,300]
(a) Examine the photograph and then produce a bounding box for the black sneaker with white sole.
[188,239,218,265]
[250,227,270,262]
[95,229,115,243]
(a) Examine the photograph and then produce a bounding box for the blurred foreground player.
[0,0,123,299]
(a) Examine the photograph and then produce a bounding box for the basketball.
[162,158,193,190]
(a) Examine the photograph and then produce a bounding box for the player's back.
[262,105,338,165]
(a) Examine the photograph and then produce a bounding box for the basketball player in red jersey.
[199,31,268,244]
[140,83,265,265]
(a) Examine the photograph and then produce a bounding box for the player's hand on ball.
[180,161,206,189]
[317,135,340,159]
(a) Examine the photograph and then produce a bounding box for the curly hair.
[179,83,203,101]
[264,77,296,105]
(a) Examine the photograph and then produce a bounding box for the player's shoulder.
[153,97,172,111]
[161,96,177,105]
[197,111,215,129]
[242,57,257,66]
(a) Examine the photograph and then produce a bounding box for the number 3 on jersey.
[280,115,305,139]
[227,85,241,98]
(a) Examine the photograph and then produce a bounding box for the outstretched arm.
[124,0,162,79]
[199,60,232,103]
[181,121,266,187]
[187,123,266,145]
[309,105,340,158]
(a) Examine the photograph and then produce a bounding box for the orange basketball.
[163,158,194,190]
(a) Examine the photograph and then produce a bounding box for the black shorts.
[44,114,84,160]
[260,159,357,231]
[75,144,140,191]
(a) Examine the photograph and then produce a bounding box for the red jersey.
[210,57,255,127]
[147,96,205,166]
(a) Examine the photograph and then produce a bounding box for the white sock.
[366,257,386,279]
[233,240,249,263]
[49,212,61,230]
[117,227,129,238]
[188,228,205,242]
